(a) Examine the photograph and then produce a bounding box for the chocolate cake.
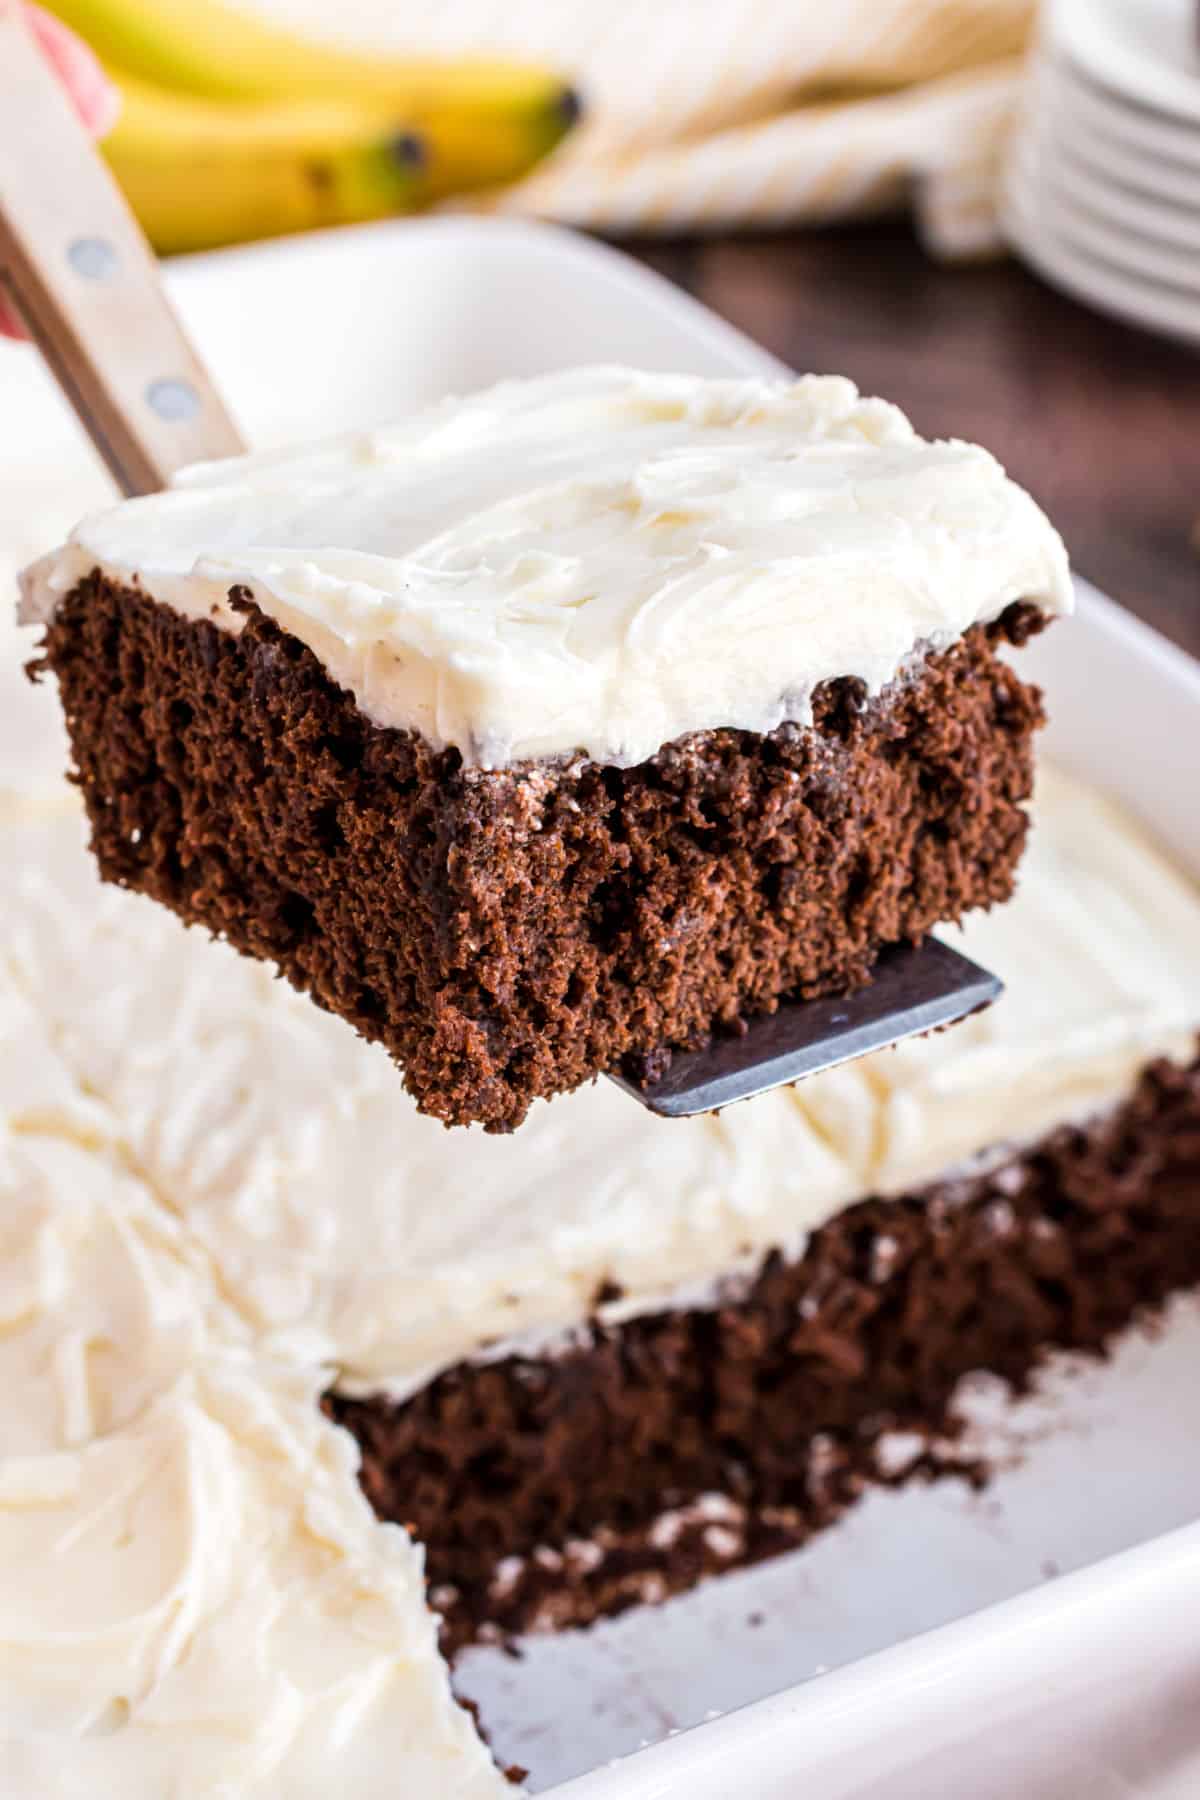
[2,758,1200,1792]
[335,1048,1200,1649]
[21,367,1072,1130]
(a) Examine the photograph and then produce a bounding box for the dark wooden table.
[629,224,1200,661]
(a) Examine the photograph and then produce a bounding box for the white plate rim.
[1041,47,1200,169]
[1004,173,1200,344]
[1036,94,1200,207]
[1009,142,1200,289]
[1049,153,1200,252]
[1037,123,1200,243]
[1016,92,1200,250]
[1050,0,1200,128]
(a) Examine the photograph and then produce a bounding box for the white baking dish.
[4,216,1199,1797]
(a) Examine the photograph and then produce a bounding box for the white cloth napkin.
[249,0,1037,258]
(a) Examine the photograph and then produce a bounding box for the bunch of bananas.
[41,0,580,254]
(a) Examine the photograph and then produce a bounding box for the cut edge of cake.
[34,577,1046,1129]
[333,1046,1200,1650]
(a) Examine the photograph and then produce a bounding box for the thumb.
[24,3,121,137]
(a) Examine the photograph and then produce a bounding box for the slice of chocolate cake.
[22,367,1072,1130]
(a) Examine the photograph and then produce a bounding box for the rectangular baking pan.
[6,214,1199,1798]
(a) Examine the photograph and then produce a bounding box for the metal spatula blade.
[607,938,1001,1118]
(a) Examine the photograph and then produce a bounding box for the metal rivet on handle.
[146,378,201,422]
[67,237,119,281]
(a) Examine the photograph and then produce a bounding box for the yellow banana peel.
[46,0,580,248]
[43,0,579,132]
[419,90,581,200]
[103,76,427,255]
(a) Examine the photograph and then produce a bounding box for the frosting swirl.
[22,367,1072,767]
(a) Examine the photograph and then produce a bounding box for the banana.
[43,0,580,161]
[419,89,580,200]
[102,76,427,255]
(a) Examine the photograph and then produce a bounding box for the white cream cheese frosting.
[2,768,1197,1406]
[0,1122,242,1456]
[0,989,509,1795]
[0,475,82,815]
[20,366,1072,767]
[0,1357,506,1799]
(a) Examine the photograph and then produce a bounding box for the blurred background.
[7,0,1200,653]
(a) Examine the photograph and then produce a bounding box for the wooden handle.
[0,2,244,494]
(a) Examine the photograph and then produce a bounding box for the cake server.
[0,0,244,490]
[0,5,1002,1117]
[610,938,1001,1117]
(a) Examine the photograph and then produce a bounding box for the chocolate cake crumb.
[38,577,1045,1131]
[331,1051,1200,1648]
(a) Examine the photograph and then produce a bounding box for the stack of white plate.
[1004,0,1200,346]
